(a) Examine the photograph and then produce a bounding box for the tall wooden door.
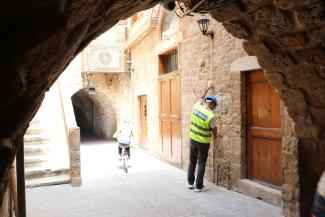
[140,95,148,149]
[247,70,282,187]
[159,72,181,165]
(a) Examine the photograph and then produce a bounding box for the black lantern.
[197,14,214,39]
[126,59,132,72]
[126,59,133,77]
[85,72,96,95]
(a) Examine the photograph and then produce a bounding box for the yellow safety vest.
[189,103,215,144]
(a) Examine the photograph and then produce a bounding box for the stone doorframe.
[229,56,285,206]
[229,55,262,181]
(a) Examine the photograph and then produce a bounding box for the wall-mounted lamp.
[126,59,133,76]
[197,14,214,39]
[85,72,96,95]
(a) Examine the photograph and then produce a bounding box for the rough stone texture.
[68,70,130,138]
[0,186,10,217]
[179,16,248,186]
[69,127,81,186]
[0,0,324,216]
[208,0,325,216]
[128,17,161,156]
[0,0,159,207]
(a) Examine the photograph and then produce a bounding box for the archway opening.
[71,89,117,141]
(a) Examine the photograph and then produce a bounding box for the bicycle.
[119,144,130,173]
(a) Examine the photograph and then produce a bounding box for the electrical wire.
[174,0,236,17]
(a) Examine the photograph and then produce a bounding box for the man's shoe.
[195,185,205,192]
[188,184,194,189]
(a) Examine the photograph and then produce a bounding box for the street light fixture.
[197,14,214,39]
[126,59,133,76]
[85,72,96,95]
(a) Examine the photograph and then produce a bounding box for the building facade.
[22,5,300,216]
[120,6,299,214]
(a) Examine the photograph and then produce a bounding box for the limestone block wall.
[0,187,9,217]
[75,73,131,139]
[130,28,161,155]
[128,11,300,215]
[179,15,248,183]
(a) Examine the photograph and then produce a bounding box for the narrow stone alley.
[26,138,283,217]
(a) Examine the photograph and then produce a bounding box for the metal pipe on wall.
[16,136,26,217]
[210,22,216,184]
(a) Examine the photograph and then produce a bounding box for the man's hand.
[199,84,214,102]
[206,83,214,91]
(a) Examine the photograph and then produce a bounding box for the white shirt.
[117,122,132,144]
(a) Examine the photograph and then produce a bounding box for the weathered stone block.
[296,1,325,27]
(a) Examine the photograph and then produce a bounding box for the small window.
[159,49,178,74]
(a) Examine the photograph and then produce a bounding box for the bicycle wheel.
[123,155,128,173]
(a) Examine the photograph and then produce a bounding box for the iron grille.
[161,49,178,74]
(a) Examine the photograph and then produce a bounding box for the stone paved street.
[27,138,284,217]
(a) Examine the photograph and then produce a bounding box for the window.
[159,48,178,74]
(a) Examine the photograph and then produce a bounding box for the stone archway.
[209,1,325,215]
[72,90,96,135]
[71,89,117,139]
[0,1,324,216]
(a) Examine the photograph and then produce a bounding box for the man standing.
[187,84,217,192]
[312,171,325,217]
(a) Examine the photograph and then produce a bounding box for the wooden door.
[159,72,181,165]
[247,70,282,187]
[140,95,148,149]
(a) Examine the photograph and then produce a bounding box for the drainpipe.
[16,136,26,217]
[210,27,216,184]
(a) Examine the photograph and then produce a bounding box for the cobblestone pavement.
[27,138,284,217]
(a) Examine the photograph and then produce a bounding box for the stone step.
[24,155,50,168]
[24,144,50,156]
[25,167,69,180]
[28,119,42,128]
[24,134,51,145]
[25,126,52,135]
[237,179,282,207]
[26,174,70,188]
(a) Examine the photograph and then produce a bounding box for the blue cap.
[205,95,217,106]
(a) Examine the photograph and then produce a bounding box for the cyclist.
[113,120,133,160]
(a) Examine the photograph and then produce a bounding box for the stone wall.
[282,108,300,217]
[129,26,161,155]
[72,73,131,138]
[209,1,325,215]
[179,15,248,183]
[127,9,300,216]
[0,186,10,217]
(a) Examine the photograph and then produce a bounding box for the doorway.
[246,70,282,187]
[159,72,181,165]
[139,95,148,149]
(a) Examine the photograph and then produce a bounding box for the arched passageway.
[72,92,95,135]
[71,89,117,139]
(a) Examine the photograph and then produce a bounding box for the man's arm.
[211,127,217,139]
[198,84,214,104]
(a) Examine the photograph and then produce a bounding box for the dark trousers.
[187,139,210,189]
[118,144,130,157]
[312,193,325,217]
